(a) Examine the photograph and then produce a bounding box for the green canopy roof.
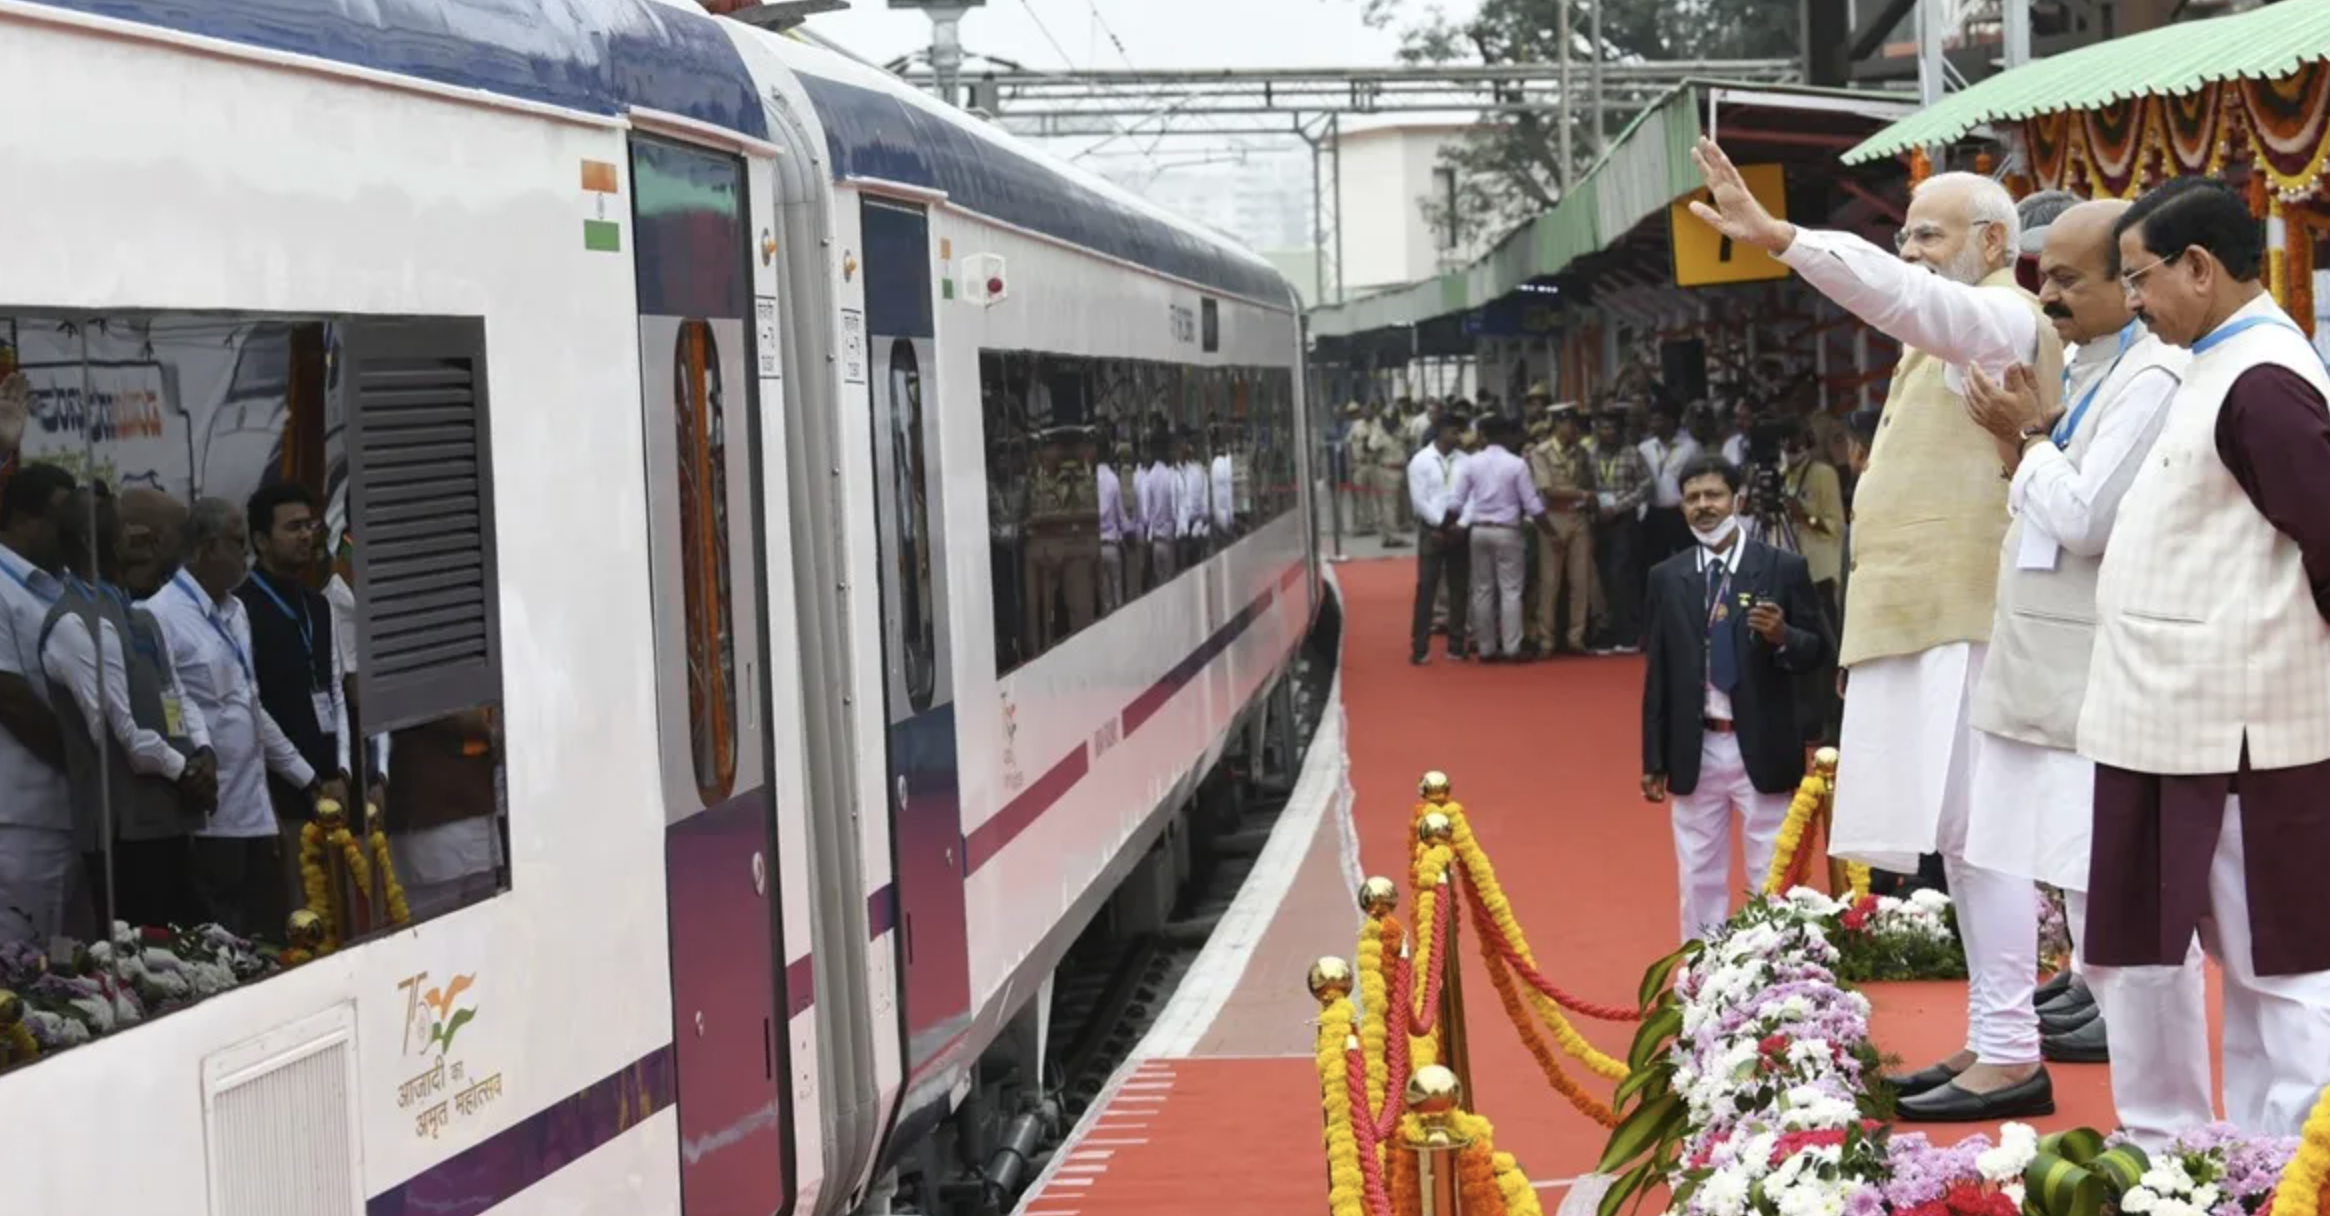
[1309,80,1917,338]
[1845,1,2330,165]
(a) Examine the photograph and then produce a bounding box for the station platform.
[1011,553,2217,1216]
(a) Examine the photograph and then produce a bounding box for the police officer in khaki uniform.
[1023,428,1096,652]
[1526,402,1597,655]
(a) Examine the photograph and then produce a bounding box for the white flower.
[1786,1038,1831,1066]
[2006,1184,2027,1207]
[1976,1122,2039,1182]
[2124,1188,2160,1213]
[1786,887,1842,917]
[2142,1160,2195,1197]
[1700,1165,1751,1216]
[2192,1185,2221,1211]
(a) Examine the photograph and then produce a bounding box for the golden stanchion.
[1417,811,1473,1108]
[1309,956,1357,1210]
[1405,1064,1471,1216]
[1810,747,1849,897]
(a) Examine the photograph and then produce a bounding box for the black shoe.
[1884,1061,1967,1098]
[1896,1068,2055,1123]
[2042,1015,2109,1064]
[1411,652,1430,666]
[2034,970,2075,1007]
[2037,979,2093,1019]
[2041,996,2101,1038]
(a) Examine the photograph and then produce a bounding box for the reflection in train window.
[886,337,937,713]
[673,318,738,806]
[0,309,507,1074]
[980,347,1301,678]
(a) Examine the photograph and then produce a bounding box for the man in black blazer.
[1642,454,1830,943]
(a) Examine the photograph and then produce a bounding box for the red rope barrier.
[1374,925,1413,1144]
[1460,880,1645,1023]
[1345,1042,1394,1216]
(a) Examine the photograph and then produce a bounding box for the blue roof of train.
[30,0,768,138]
[34,0,1293,307]
[791,70,1292,305]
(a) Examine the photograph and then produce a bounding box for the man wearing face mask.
[1689,139,2066,1120]
[1957,199,2202,1134]
[2079,177,2330,1138]
[1641,454,1828,943]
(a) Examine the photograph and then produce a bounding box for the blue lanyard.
[98,583,164,667]
[2053,321,2140,449]
[2191,313,2303,356]
[0,550,56,605]
[244,568,315,667]
[176,572,252,682]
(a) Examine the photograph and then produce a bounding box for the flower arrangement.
[297,800,414,955]
[2037,885,2072,974]
[2115,1124,2296,1216]
[1823,889,1968,984]
[0,921,275,1072]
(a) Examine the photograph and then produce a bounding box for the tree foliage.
[1368,0,1800,253]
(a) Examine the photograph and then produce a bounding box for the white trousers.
[1468,526,1527,657]
[1942,853,2040,1064]
[2088,796,2330,1142]
[1672,732,1789,944]
[0,825,85,945]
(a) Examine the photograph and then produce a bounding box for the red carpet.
[1332,557,2148,1178]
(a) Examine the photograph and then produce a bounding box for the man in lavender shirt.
[1452,415,1550,661]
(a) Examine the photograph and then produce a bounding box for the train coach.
[0,1,1321,1213]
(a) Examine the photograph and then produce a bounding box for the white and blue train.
[0,0,1318,1212]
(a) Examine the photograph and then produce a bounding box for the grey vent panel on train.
[344,316,503,733]
[203,1004,365,1216]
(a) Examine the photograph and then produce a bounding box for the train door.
[630,134,793,1215]
[858,197,971,1073]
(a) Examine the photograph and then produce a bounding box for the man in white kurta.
[1957,201,2208,1142]
[1688,140,2065,1121]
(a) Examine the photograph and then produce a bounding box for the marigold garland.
[1316,996,1369,1216]
[2268,1083,2330,1216]
[297,822,343,954]
[1358,916,1395,1124]
[371,830,413,926]
[1846,861,1872,901]
[1464,881,1618,1127]
[2,1021,36,1068]
[1442,809,1628,1081]
[1761,771,1829,897]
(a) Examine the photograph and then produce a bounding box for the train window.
[0,311,507,1075]
[977,344,1301,677]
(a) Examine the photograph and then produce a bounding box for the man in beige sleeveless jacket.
[1689,140,2065,1121]
[1959,200,2204,1144]
[2082,178,2330,1137]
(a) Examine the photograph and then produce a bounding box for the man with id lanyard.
[1958,199,2198,1133]
[146,497,335,937]
[238,484,350,829]
[2079,178,2330,1138]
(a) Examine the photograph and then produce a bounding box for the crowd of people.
[1340,366,1852,715]
[1644,136,2330,1147]
[0,464,501,953]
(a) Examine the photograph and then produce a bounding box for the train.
[0,1,1320,1213]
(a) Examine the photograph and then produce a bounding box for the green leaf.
[1612,1061,1671,1111]
[1597,1159,1660,1216]
[1637,944,1692,1010]
[1627,1004,1684,1073]
[1595,1091,1682,1175]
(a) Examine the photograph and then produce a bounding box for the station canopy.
[1845,0,2330,166]
[1305,80,1921,350]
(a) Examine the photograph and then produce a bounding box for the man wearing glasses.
[1687,138,2066,1121]
[2079,177,2330,1137]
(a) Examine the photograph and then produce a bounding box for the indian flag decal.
[583,158,621,253]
